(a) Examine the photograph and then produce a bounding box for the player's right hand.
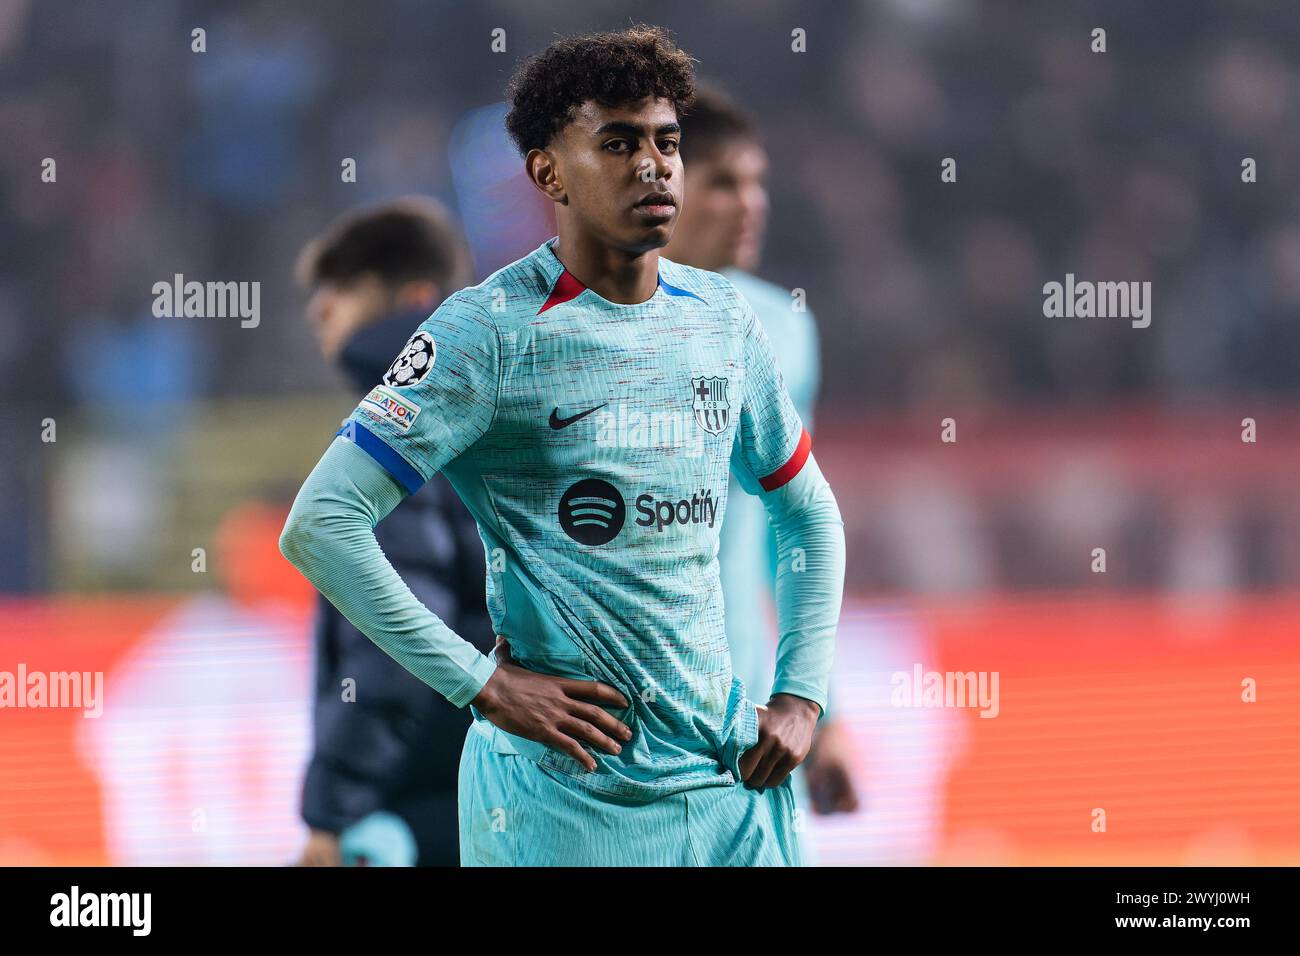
[470,636,633,772]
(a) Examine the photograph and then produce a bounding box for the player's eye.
[604,139,634,154]
[658,138,679,154]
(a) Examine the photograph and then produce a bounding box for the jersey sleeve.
[280,437,498,709]
[342,290,501,493]
[730,294,811,498]
[727,287,842,721]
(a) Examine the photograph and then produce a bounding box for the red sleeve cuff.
[759,427,812,492]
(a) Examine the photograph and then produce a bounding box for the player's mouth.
[633,191,677,220]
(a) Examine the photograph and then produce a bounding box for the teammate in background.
[292,199,494,866]
[281,25,845,866]
[663,88,860,858]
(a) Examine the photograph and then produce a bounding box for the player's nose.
[643,147,673,184]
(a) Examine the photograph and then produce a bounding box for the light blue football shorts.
[457,719,802,867]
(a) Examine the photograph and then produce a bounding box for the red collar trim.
[538,269,587,314]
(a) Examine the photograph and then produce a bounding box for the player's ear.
[394,280,439,312]
[526,148,566,204]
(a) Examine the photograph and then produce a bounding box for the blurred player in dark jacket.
[292,198,494,866]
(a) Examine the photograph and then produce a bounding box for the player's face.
[549,96,683,254]
[305,276,388,361]
[674,141,768,272]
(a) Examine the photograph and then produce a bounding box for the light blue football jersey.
[343,237,815,803]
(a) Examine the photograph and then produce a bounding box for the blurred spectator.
[291,197,493,866]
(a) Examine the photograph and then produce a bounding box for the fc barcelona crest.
[691,376,731,435]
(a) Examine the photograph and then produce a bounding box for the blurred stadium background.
[2,0,1299,865]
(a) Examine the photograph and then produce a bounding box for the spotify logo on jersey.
[559,479,626,545]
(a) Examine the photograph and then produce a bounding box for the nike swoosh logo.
[549,403,607,429]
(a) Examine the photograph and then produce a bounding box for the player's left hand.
[738,693,820,790]
[296,829,342,867]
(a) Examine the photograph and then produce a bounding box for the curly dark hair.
[505,24,697,155]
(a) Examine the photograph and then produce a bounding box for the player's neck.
[551,233,660,305]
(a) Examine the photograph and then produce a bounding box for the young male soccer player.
[280,24,846,866]
[663,88,861,862]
